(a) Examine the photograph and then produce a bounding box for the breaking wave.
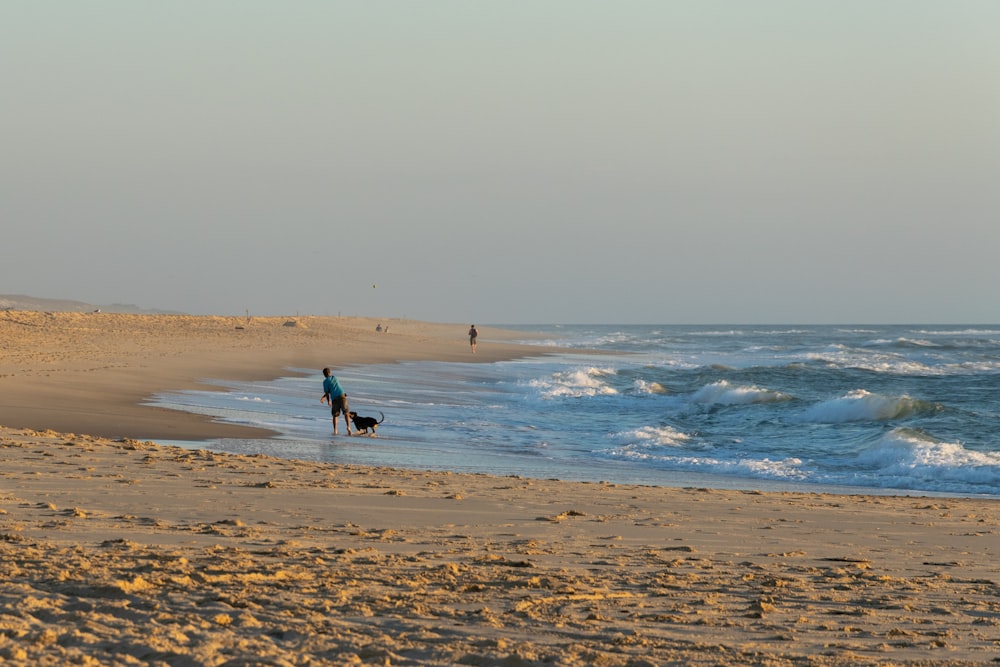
[796,390,938,423]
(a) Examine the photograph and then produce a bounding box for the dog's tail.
[378,411,385,424]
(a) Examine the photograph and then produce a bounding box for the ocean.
[150,324,1000,498]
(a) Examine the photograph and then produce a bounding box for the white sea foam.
[804,349,936,376]
[913,328,1000,336]
[528,367,618,398]
[852,429,1000,490]
[864,337,938,348]
[751,329,813,336]
[725,457,809,480]
[673,455,808,481]
[692,329,746,336]
[619,425,691,447]
[608,447,810,481]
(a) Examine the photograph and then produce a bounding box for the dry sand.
[1,312,998,665]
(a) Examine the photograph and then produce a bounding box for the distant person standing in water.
[468,324,478,353]
[320,367,352,435]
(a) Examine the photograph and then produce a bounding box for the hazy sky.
[4,2,999,323]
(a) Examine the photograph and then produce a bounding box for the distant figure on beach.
[376,323,383,332]
[320,368,352,435]
[468,325,478,353]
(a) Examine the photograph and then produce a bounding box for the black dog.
[349,411,385,436]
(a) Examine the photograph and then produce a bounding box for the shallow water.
[152,324,1000,497]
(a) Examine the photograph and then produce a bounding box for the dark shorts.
[330,394,349,417]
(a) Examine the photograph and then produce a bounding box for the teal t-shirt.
[323,375,344,398]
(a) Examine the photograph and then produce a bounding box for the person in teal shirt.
[320,367,352,435]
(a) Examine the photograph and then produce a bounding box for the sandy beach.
[1,312,998,665]
[0,311,548,441]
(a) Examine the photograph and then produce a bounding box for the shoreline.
[1,312,998,664]
[0,311,555,441]
[2,311,993,499]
